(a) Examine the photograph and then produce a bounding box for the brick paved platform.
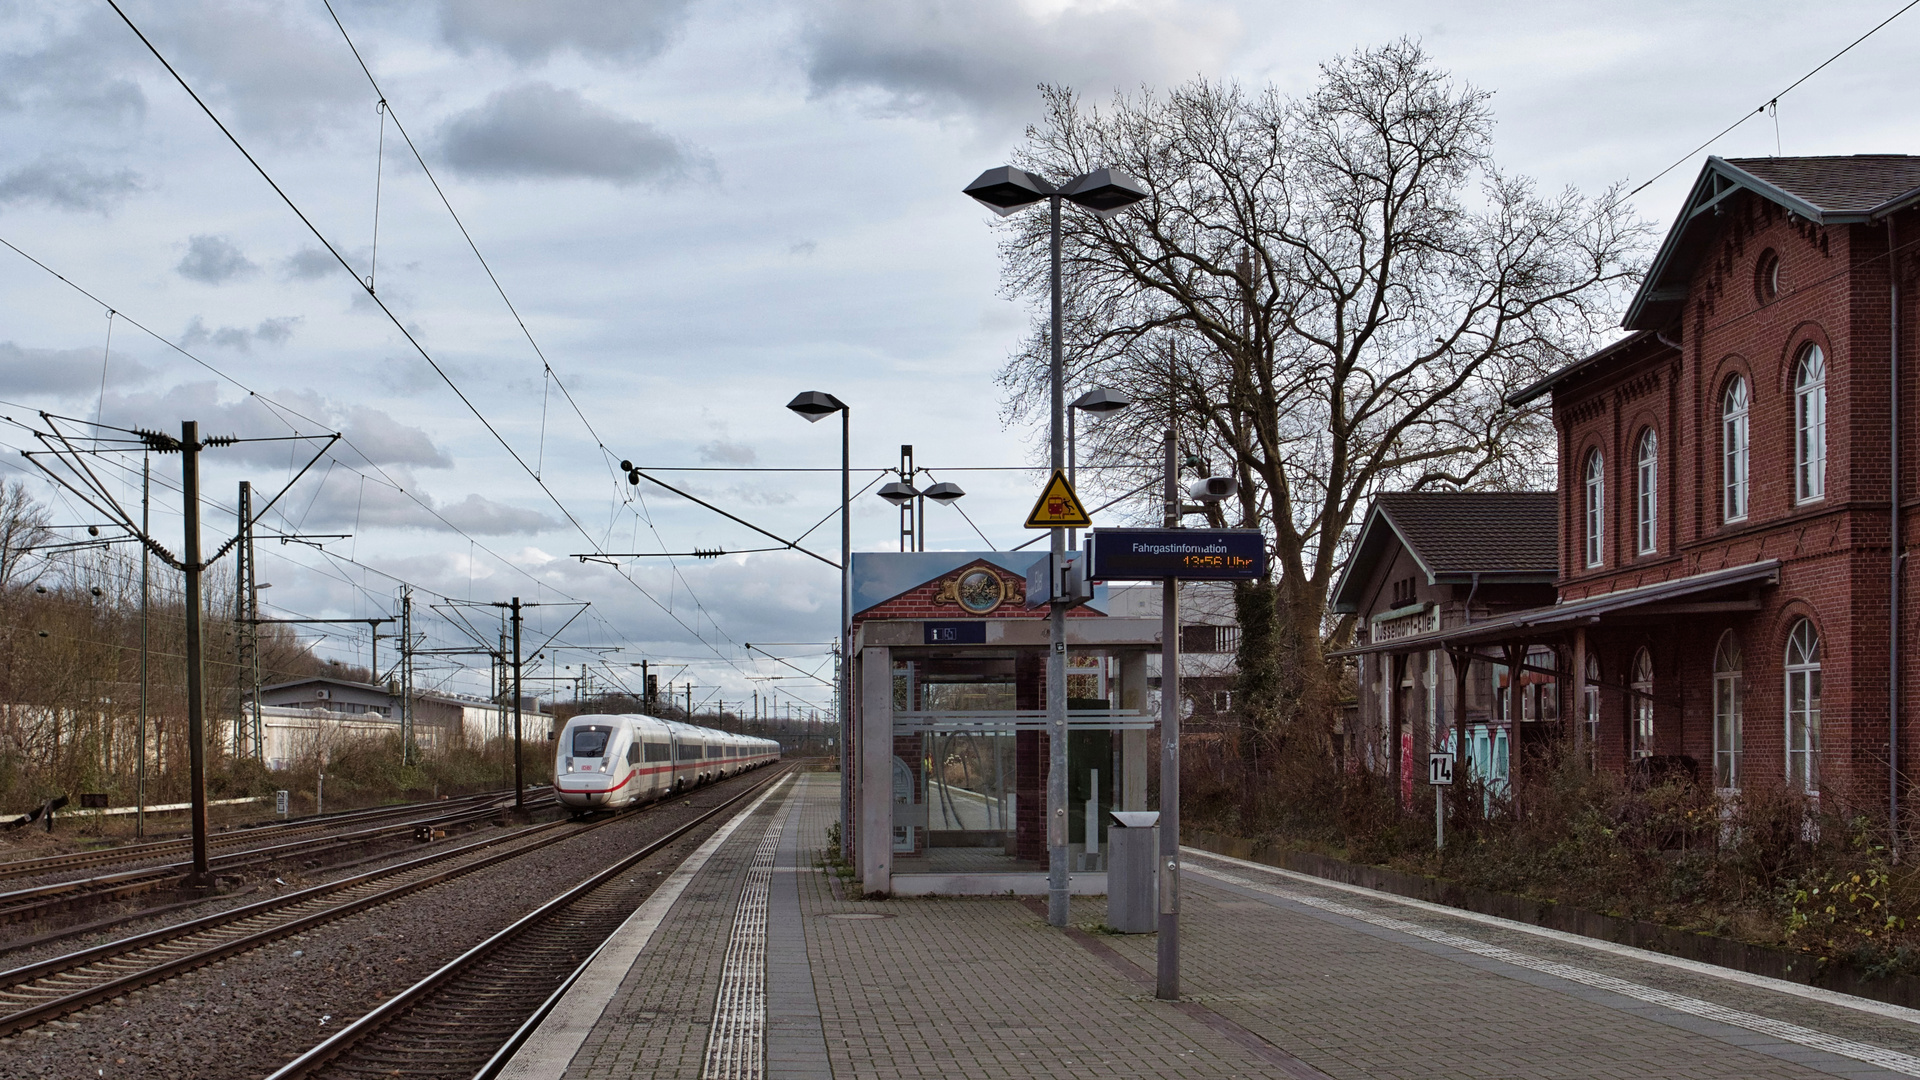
[502,771,1920,1079]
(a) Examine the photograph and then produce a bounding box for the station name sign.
[1088,528,1267,581]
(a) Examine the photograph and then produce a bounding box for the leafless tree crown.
[993,41,1649,646]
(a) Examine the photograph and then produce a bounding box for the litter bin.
[1105,810,1159,933]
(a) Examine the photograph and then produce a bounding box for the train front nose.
[559,757,615,807]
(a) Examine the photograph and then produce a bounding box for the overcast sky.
[1,0,1915,712]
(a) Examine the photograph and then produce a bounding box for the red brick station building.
[1336,155,1920,811]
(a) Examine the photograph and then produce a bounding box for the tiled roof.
[1375,491,1558,575]
[1726,155,1920,216]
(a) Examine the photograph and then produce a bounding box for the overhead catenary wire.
[14,2,746,678]
[1628,0,1920,197]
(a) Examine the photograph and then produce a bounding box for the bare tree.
[0,481,53,591]
[995,42,1649,744]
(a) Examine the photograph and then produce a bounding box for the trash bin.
[1105,810,1159,933]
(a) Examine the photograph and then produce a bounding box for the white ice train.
[553,713,781,813]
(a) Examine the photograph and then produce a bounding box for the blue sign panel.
[923,621,988,645]
[1089,528,1267,581]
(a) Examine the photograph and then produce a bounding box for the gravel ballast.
[0,770,780,1080]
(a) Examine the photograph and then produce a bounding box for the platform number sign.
[1428,753,1454,787]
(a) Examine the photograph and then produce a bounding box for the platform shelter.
[847,552,1162,896]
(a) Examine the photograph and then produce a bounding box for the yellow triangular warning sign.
[1024,469,1092,529]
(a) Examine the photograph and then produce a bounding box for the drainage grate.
[701,813,782,1079]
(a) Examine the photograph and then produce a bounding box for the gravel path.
[0,772,774,1080]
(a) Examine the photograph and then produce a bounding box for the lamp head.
[963,166,1054,217]
[877,480,918,506]
[1070,386,1133,414]
[1060,167,1147,216]
[786,391,846,422]
[921,481,965,502]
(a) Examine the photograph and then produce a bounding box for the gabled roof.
[1330,491,1558,613]
[1625,155,1920,330]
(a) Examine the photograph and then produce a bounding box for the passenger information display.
[1087,528,1267,581]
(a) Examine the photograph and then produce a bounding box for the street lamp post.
[965,164,1146,927]
[1069,387,1132,550]
[788,391,852,860]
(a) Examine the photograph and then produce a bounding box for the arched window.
[1584,450,1605,567]
[1713,631,1743,789]
[1583,653,1600,765]
[1795,345,1827,503]
[1723,377,1750,522]
[1636,429,1659,555]
[1785,619,1821,792]
[1630,647,1654,759]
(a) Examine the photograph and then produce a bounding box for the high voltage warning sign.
[1024,470,1092,529]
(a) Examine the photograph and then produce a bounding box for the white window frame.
[1635,428,1658,555]
[1584,450,1605,568]
[1630,647,1654,759]
[1795,345,1827,504]
[1723,377,1749,522]
[1785,619,1821,794]
[1712,631,1743,790]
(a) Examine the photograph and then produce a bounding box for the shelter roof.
[1330,492,1557,614]
[1334,559,1780,656]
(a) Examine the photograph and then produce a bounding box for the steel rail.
[0,798,547,926]
[264,764,793,1080]
[0,797,592,1036]
[0,787,541,882]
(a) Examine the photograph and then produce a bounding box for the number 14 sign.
[1428,753,1454,786]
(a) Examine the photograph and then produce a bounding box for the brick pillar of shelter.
[1016,650,1046,863]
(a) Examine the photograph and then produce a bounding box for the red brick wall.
[1549,192,1920,803]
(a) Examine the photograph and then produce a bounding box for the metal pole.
[1891,215,1904,860]
[399,585,414,765]
[1156,425,1181,999]
[181,420,212,888]
[840,404,853,861]
[1068,405,1077,551]
[137,454,149,839]
[1047,192,1070,928]
[510,597,524,811]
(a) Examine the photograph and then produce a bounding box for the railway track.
[0,793,560,929]
[264,764,794,1080]
[0,811,588,1038]
[0,786,547,884]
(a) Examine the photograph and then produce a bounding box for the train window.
[572,728,609,757]
[644,742,670,762]
[706,745,721,758]
[626,743,639,765]
[678,744,701,761]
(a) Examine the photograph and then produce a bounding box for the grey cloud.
[153,1,363,140]
[180,315,300,351]
[435,0,694,64]
[271,466,552,536]
[0,341,151,398]
[789,240,818,257]
[435,494,555,535]
[698,438,756,465]
[0,158,142,213]
[177,235,258,285]
[95,383,448,471]
[340,405,453,469]
[281,247,339,281]
[801,0,1239,122]
[436,83,708,186]
[0,10,147,124]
